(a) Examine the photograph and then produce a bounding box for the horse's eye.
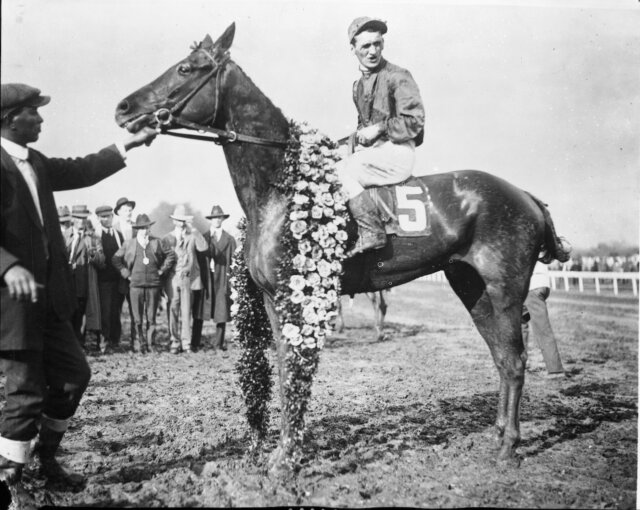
[177,64,191,75]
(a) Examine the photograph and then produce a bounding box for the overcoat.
[203,229,236,323]
[0,145,126,350]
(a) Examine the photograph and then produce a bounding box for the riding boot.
[191,318,203,352]
[34,423,85,488]
[346,191,387,257]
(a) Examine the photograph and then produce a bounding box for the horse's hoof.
[376,333,391,342]
[496,444,521,467]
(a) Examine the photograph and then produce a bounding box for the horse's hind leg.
[368,291,389,341]
[444,262,526,461]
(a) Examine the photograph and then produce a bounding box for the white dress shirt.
[1,137,44,224]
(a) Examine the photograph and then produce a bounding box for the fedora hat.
[114,197,136,215]
[131,213,155,229]
[170,204,194,222]
[1,83,50,120]
[57,205,71,222]
[95,205,114,217]
[71,205,91,218]
[206,205,229,219]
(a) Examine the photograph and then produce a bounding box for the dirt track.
[6,279,638,508]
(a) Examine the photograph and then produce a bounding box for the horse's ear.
[213,22,235,52]
[201,34,215,50]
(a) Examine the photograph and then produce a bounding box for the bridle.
[152,48,288,149]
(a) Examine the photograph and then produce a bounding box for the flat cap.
[95,205,114,216]
[58,205,71,222]
[1,83,50,119]
[348,17,387,43]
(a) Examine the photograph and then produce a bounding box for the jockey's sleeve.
[385,70,425,144]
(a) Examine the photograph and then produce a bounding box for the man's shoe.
[0,458,23,486]
[39,456,85,489]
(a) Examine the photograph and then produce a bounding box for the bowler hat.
[170,204,194,222]
[71,205,91,218]
[95,205,114,217]
[58,205,71,222]
[1,83,50,119]
[206,205,229,219]
[114,197,136,215]
[348,17,387,43]
[131,214,155,229]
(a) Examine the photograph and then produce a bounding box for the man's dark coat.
[0,145,125,350]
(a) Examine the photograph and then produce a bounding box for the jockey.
[337,17,425,257]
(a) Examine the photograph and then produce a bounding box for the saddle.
[365,176,432,237]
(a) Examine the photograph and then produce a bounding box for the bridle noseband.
[153,49,287,149]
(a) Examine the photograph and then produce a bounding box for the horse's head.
[115,23,236,132]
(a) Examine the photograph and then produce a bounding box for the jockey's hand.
[356,124,384,146]
[123,126,160,151]
[3,265,40,303]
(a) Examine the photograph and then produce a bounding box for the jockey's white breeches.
[335,139,416,199]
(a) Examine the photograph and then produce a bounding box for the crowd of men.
[57,199,236,356]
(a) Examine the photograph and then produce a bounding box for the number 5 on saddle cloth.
[366,176,433,237]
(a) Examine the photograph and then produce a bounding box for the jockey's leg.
[336,158,385,257]
[336,141,415,257]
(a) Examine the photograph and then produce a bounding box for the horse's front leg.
[262,294,297,475]
[262,293,321,476]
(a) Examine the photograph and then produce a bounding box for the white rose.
[311,205,324,219]
[293,193,310,205]
[282,323,300,339]
[317,260,332,278]
[289,335,304,347]
[289,275,306,291]
[290,290,306,304]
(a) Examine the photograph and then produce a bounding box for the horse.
[335,291,390,342]
[114,23,570,471]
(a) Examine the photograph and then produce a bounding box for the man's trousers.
[0,316,90,442]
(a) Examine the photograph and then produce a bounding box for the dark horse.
[115,23,569,469]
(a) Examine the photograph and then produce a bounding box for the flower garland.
[231,120,348,460]
[230,217,274,442]
[272,120,349,453]
[274,120,349,352]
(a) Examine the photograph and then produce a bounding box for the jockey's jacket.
[352,58,425,147]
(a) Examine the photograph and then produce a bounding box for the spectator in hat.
[95,205,126,353]
[113,196,138,347]
[0,82,157,490]
[65,205,105,348]
[336,17,425,257]
[113,197,136,241]
[58,205,72,237]
[203,206,236,351]
[112,214,175,354]
[161,205,207,354]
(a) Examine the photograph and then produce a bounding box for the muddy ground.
[5,279,638,508]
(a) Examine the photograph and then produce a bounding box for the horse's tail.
[526,192,571,264]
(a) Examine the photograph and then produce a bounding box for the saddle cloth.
[366,176,432,237]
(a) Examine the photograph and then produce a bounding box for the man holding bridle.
[337,17,426,257]
[0,82,157,494]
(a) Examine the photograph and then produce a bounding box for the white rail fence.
[421,270,639,297]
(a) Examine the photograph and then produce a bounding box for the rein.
[154,50,288,149]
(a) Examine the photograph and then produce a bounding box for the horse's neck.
[218,62,289,226]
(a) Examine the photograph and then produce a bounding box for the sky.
[1,0,638,249]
